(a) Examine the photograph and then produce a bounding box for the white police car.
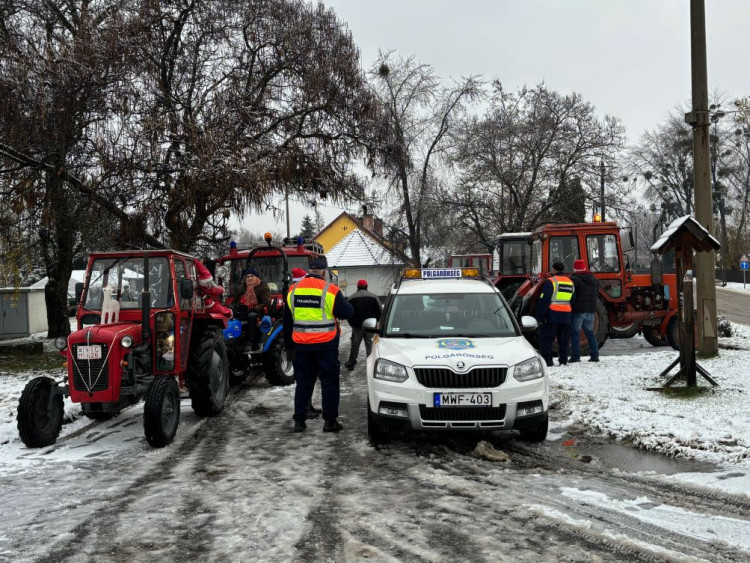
[363,268,548,444]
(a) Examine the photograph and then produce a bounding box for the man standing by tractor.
[535,262,575,367]
[344,279,382,371]
[284,258,353,433]
[569,259,600,363]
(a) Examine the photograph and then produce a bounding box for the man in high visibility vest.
[283,258,353,433]
[535,261,575,367]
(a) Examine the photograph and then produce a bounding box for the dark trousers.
[347,326,373,364]
[539,322,570,366]
[293,348,341,422]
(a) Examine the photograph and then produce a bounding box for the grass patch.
[659,386,715,399]
[0,351,64,373]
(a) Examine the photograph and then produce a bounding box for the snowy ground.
[721,280,750,294]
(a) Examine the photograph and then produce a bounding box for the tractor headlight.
[54,337,67,350]
[121,335,133,348]
[513,357,544,382]
[374,359,409,383]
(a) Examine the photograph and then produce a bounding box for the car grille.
[419,405,507,421]
[71,344,110,392]
[414,367,507,388]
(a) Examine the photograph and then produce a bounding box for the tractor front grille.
[419,405,507,421]
[71,344,110,392]
[414,367,507,388]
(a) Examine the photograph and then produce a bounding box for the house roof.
[326,229,406,268]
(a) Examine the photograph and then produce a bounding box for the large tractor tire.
[81,403,118,421]
[143,376,180,447]
[642,323,670,347]
[610,322,640,339]
[188,327,229,417]
[17,377,64,448]
[263,338,295,386]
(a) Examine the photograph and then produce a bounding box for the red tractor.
[213,234,326,385]
[17,250,230,448]
[507,221,679,354]
[491,232,533,300]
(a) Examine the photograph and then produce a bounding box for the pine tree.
[299,215,315,239]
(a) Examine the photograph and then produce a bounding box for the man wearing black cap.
[344,279,382,371]
[284,258,353,433]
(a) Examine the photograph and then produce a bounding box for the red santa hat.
[573,259,586,272]
[291,267,307,282]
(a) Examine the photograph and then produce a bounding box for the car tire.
[367,400,390,445]
[518,413,548,443]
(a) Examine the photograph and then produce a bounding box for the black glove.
[285,349,296,363]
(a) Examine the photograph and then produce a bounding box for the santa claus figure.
[193,259,233,318]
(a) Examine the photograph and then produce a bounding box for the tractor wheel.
[642,324,670,347]
[143,376,180,447]
[17,377,64,448]
[188,327,229,417]
[81,403,118,421]
[228,345,249,386]
[263,338,295,386]
[367,399,390,445]
[666,315,698,350]
[610,322,640,339]
[518,413,549,443]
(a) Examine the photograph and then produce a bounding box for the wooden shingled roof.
[650,215,721,255]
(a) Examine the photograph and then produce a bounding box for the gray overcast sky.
[240,0,750,238]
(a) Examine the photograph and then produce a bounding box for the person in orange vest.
[283,258,353,433]
[535,261,575,367]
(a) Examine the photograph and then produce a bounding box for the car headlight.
[54,337,67,350]
[513,357,544,382]
[121,335,134,348]
[374,359,409,383]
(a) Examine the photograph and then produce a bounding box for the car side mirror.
[520,316,538,332]
[362,317,378,333]
[180,279,194,299]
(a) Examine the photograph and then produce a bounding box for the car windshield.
[385,291,517,338]
[84,257,171,310]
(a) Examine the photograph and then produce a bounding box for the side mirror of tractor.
[180,279,194,300]
[75,282,84,304]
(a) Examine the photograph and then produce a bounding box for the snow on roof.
[326,229,405,268]
[651,215,721,253]
[29,270,87,298]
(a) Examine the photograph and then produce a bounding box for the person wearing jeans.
[344,280,382,371]
[570,259,600,362]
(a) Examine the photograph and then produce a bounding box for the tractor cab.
[493,232,532,299]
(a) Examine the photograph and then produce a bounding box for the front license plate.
[434,392,491,407]
[77,345,102,360]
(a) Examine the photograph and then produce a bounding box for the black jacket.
[347,288,382,328]
[570,271,599,314]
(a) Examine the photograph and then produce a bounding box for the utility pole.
[599,160,605,221]
[686,0,718,355]
[285,187,291,239]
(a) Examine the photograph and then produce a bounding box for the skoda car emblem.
[456,361,466,371]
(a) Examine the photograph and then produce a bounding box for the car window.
[385,291,516,337]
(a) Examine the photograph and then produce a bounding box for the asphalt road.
[716,286,750,326]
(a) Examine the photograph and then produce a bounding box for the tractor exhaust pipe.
[142,254,151,343]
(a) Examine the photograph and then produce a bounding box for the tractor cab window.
[587,234,620,273]
[530,239,543,276]
[84,257,171,310]
[549,236,580,273]
[500,240,529,275]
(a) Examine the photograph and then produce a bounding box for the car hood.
[376,335,538,370]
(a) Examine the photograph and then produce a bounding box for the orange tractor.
[506,221,679,354]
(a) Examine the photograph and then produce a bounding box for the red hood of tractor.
[68,322,143,347]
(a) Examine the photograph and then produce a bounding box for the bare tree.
[367,51,482,265]
[450,82,627,238]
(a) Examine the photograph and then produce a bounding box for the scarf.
[242,277,261,307]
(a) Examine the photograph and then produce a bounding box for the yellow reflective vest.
[286,276,340,345]
[548,275,574,312]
